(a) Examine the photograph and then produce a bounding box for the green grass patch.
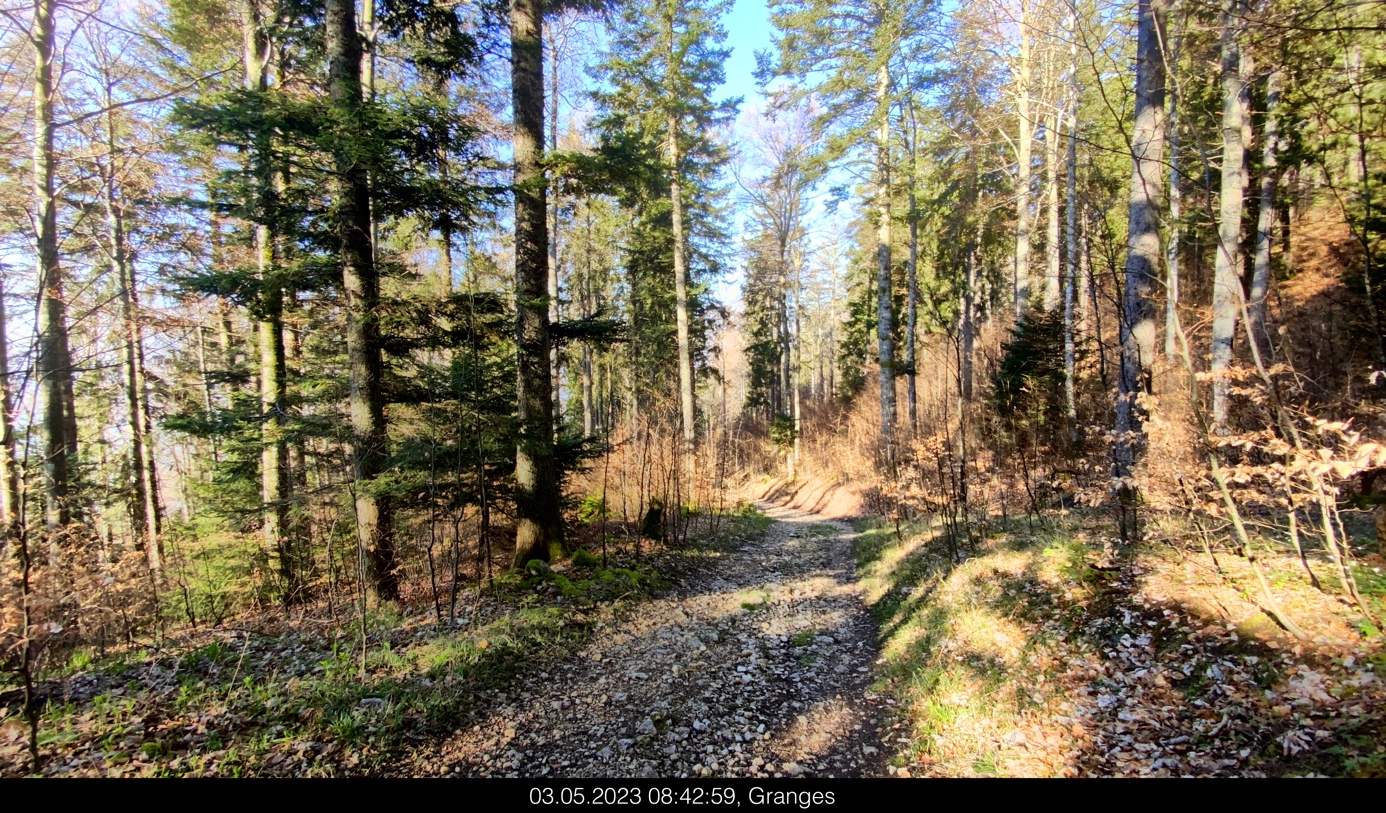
[12,567,662,776]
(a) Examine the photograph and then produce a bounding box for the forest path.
[402,501,888,778]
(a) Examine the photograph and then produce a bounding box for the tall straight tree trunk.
[1164,101,1181,360]
[1114,0,1167,481]
[217,300,235,372]
[906,107,920,434]
[792,253,802,474]
[961,227,977,402]
[1210,1,1247,430]
[1043,106,1062,311]
[1283,165,1297,273]
[665,0,695,457]
[114,205,163,574]
[277,50,306,500]
[581,201,595,436]
[1343,42,1386,366]
[258,275,290,587]
[105,135,163,575]
[0,275,19,532]
[779,290,790,414]
[875,61,896,463]
[548,23,562,428]
[511,0,564,566]
[32,0,74,534]
[1064,5,1079,429]
[133,278,161,551]
[361,0,377,252]
[1079,205,1092,337]
[243,0,293,595]
[1164,7,1182,360]
[1013,0,1034,320]
[1248,66,1281,362]
[670,129,696,454]
[780,255,793,413]
[327,0,396,599]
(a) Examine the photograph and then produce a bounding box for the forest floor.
[856,508,1386,777]
[1,500,894,778]
[5,491,1385,777]
[395,501,889,778]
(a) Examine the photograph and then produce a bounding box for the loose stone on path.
[405,501,888,778]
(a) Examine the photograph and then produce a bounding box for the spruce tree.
[593,0,739,454]
[762,0,938,466]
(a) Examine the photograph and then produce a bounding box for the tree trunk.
[875,62,896,463]
[32,0,74,533]
[1343,42,1386,366]
[548,23,562,430]
[258,287,291,588]
[327,0,396,600]
[1283,165,1297,274]
[1064,7,1079,430]
[218,300,235,373]
[1211,1,1247,431]
[670,127,696,454]
[243,0,294,596]
[1114,0,1167,480]
[106,140,163,577]
[1346,44,1363,186]
[1043,106,1062,312]
[1248,66,1281,363]
[196,319,214,417]
[511,0,564,566]
[1013,0,1034,320]
[1080,205,1092,338]
[961,227,977,402]
[0,275,20,533]
[581,201,595,436]
[792,252,802,475]
[1164,10,1182,360]
[779,283,790,415]
[906,108,920,434]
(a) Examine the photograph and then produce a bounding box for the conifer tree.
[594,0,738,457]
[763,0,937,465]
[31,0,77,533]
[511,0,565,565]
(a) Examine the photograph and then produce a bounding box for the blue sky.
[710,0,777,307]
[718,0,774,105]
[712,0,854,311]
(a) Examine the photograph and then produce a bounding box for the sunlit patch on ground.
[858,512,1386,777]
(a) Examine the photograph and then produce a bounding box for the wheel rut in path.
[409,501,888,778]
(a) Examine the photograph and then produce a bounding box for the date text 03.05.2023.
[526,786,839,807]
[528,787,741,806]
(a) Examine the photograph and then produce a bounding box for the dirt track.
[401,501,888,778]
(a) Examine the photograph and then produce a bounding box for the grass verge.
[855,512,1386,777]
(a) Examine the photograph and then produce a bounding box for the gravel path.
[406,501,887,778]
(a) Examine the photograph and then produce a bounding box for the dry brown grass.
[853,510,1386,778]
